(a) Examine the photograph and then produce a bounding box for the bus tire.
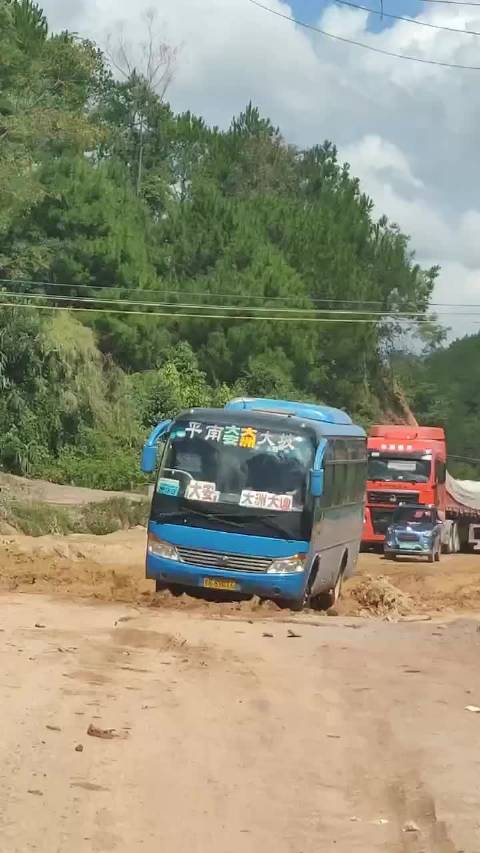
[286,564,319,612]
[315,572,343,611]
[314,554,347,611]
[156,580,183,596]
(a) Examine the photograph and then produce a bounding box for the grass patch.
[78,497,150,536]
[0,496,150,537]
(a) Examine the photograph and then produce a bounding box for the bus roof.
[225,398,354,425]
[176,399,366,439]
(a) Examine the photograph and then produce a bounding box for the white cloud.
[39,0,480,339]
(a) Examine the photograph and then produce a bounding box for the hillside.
[393,333,480,478]
[0,0,444,490]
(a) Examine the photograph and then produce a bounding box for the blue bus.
[141,398,367,610]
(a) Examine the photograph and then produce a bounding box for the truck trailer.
[362,424,480,552]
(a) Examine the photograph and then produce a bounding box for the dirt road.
[1,594,480,852]
[3,530,480,851]
[2,527,480,617]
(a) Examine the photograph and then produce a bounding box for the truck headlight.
[267,554,306,574]
[147,533,180,561]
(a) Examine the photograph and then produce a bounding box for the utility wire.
[0,290,476,318]
[1,278,479,310]
[449,454,480,463]
[336,0,480,35]
[248,0,480,69]
[0,300,448,324]
[418,0,480,7]
[0,278,410,306]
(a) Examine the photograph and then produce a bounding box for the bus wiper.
[155,508,244,529]
[218,512,290,536]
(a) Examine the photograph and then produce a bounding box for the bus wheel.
[314,570,344,611]
[155,580,182,595]
[286,566,318,611]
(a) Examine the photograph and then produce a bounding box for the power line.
[1,278,480,310]
[418,0,480,7]
[0,300,452,324]
[1,289,479,318]
[0,278,410,307]
[449,454,480,463]
[248,0,480,69]
[336,0,480,36]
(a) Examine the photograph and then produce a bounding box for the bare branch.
[105,9,178,100]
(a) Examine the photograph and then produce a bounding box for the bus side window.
[320,444,335,509]
[319,439,367,508]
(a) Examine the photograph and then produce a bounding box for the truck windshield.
[368,454,431,483]
[151,419,315,539]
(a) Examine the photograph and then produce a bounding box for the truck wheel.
[452,524,461,553]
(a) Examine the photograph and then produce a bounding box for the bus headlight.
[267,554,306,574]
[147,533,180,561]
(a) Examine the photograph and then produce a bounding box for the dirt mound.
[2,530,480,619]
[0,529,150,603]
[344,575,413,618]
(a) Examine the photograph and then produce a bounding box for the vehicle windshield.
[392,507,436,525]
[151,419,315,539]
[368,453,431,483]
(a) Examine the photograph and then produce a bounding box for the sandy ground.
[2,594,480,852]
[3,529,480,851]
[2,527,480,618]
[0,472,147,506]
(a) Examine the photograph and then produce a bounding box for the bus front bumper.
[146,553,306,601]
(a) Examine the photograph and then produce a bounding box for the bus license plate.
[203,578,239,592]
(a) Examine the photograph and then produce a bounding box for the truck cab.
[362,425,446,547]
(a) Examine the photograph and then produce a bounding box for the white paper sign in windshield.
[185,480,220,503]
[240,490,293,512]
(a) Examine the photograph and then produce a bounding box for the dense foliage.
[393,335,480,479]
[1,0,470,489]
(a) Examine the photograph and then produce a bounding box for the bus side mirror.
[141,444,157,474]
[310,469,324,497]
[140,419,172,474]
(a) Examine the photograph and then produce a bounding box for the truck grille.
[397,533,418,542]
[176,546,272,573]
[371,508,395,535]
[368,490,420,506]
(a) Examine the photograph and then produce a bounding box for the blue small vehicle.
[384,504,442,563]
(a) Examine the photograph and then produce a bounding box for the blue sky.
[291,0,425,30]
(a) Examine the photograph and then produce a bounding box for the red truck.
[362,424,480,553]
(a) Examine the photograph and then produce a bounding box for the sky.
[38,0,480,340]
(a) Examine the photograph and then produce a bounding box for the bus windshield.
[152,419,315,538]
[368,454,431,483]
